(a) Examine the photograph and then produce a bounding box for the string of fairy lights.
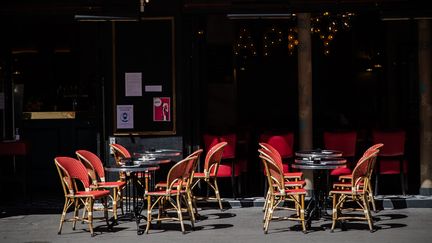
[263,26,284,56]
[233,12,355,58]
[233,28,257,57]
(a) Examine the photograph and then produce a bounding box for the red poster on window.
[153,97,171,122]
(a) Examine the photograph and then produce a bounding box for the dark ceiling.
[1,0,431,18]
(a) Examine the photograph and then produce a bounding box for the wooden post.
[297,13,314,191]
[418,19,432,196]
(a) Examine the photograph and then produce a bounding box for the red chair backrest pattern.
[203,141,227,176]
[323,131,357,157]
[203,134,236,159]
[365,143,384,154]
[110,143,131,158]
[259,133,294,159]
[258,142,284,172]
[185,149,203,181]
[259,154,284,193]
[76,150,106,183]
[55,156,91,191]
[351,150,378,189]
[166,156,197,191]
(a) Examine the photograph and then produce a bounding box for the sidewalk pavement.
[1,196,432,243]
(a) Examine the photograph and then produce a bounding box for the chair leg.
[119,187,124,215]
[262,193,269,225]
[330,193,338,232]
[73,198,80,230]
[300,195,307,233]
[112,188,118,222]
[211,179,223,210]
[192,195,199,217]
[367,180,377,212]
[58,198,71,234]
[176,194,185,234]
[86,198,95,237]
[263,196,276,234]
[103,197,110,230]
[263,179,268,207]
[400,172,406,195]
[184,194,195,229]
[262,188,270,214]
[186,189,196,223]
[231,174,236,199]
[145,196,153,234]
[374,173,379,196]
[237,175,242,198]
[362,194,374,232]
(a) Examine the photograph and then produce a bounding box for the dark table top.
[292,158,347,170]
[134,149,182,158]
[295,149,343,159]
[105,159,161,172]
[293,149,346,170]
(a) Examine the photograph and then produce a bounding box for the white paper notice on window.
[145,85,162,92]
[125,72,142,97]
[117,105,134,129]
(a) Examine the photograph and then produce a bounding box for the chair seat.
[283,180,306,187]
[264,170,303,179]
[72,190,110,199]
[90,181,126,189]
[193,172,206,178]
[155,181,168,188]
[274,188,307,196]
[330,167,352,176]
[333,181,365,188]
[217,163,241,177]
[338,174,352,180]
[98,181,126,188]
[146,189,184,196]
[193,166,241,178]
[330,188,365,195]
[155,181,186,189]
[284,172,303,179]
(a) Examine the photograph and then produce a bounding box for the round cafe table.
[105,159,165,235]
[132,151,178,190]
[134,149,182,158]
[295,149,342,160]
[293,150,347,226]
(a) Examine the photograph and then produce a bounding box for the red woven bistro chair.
[76,150,126,223]
[259,132,296,174]
[258,143,305,213]
[258,142,303,180]
[372,130,408,195]
[154,149,203,223]
[323,130,358,177]
[329,150,379,232]
[144,155,198,234]
[335,143,384,212]
[259,153,307,234]
[54,156,111,236]
[203,133,242,198]
[191,141,228,210]
[109,143,131,181]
